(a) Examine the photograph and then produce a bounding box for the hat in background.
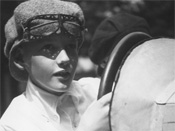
[89,12,150,65]
[4,0,85,82]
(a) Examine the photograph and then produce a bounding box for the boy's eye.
[40,44,57,57]
[41,45,52,52]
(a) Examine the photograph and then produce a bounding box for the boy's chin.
[46,87,68,96]
[52,83,71,92]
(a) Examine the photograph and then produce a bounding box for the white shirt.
[0,77,100,131]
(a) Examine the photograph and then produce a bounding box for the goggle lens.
[22,14,85,44]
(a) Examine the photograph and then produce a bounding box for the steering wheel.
[97,32,152,99]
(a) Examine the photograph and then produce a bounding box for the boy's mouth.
[53,70,71,80]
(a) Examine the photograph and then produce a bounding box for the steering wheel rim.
[97,32,152,99]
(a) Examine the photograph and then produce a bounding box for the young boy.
[0,0,111,131]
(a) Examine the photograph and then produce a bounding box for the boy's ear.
[13,47,25,70]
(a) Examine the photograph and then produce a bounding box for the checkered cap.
[4,0,85,82]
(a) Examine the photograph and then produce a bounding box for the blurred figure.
[89,12,150,76]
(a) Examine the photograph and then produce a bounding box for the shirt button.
[41,115,50,123]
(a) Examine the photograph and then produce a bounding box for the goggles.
[21,14,85,46]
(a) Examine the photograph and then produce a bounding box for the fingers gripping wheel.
[97,32,151,99]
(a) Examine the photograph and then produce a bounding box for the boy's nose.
[55,49,70,67]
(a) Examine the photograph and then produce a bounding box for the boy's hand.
[76,92,112,131]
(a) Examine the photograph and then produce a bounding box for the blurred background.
[1,0,174,116]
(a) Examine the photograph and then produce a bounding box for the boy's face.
[21,36,79,94]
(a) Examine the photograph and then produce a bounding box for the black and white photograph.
[0,0,174,131]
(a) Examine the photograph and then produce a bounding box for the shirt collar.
[25,78,80,116]
[64,81,82,106]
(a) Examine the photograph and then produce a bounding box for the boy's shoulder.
[0,93,57,131]
[1,93,33,120]
[1,93,28,115]
[0,94,31,130]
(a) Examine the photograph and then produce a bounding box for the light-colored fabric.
[110,38,175,131]
[0,77,100,131]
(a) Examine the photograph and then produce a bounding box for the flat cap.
[4,0,85,82]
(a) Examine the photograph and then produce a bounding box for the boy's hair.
[4,0,85,82]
